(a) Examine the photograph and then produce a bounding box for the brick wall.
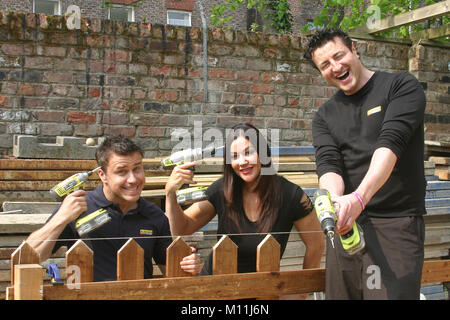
[0,10,448,158]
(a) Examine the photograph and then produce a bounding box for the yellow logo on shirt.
[140,229,153,235]
[367,106,382,116]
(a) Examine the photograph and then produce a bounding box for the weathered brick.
[67,112,96,124]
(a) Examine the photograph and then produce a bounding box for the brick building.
[0,0,322,34]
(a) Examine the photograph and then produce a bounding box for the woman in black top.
[165,123,324,279]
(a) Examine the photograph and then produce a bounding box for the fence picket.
[66,240,93,283]
[117,238,144,280]
[256,234,280,272]
[166,236,191,277]
[212,235,237,275]
[10,241,39,285]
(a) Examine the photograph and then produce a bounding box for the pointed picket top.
[166,236,192,278]
[117,238,144,281]
[10,241,40,285]
[66,240,94,283]
[212,235,238,275]
[256,234,280,272]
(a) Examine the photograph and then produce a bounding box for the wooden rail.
[6,235,450,300]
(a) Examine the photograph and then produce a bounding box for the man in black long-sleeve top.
[304,29,426,299]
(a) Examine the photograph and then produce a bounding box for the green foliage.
[210,0,293,33]
[302,0,449,39]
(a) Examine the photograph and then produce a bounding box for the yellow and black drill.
[49,167,111,236]
[161,145,220,205]
[314,189,365,255]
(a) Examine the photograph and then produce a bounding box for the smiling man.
[304,29,427,299]
[27,135,202,281]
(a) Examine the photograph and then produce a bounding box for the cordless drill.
[49,167,111,236]
[314,189,365,255]
[161,145,219,205]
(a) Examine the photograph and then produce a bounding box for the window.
[33,0,61,15]
[167,10,191,27]
[109,6,135,22]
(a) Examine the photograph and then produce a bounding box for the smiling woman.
[164,123,324,279]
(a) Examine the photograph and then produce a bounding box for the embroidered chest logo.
[367,106,382,116]
[140,229,153,235]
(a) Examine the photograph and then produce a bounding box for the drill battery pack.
[176,186,208,205]
[75,208,111,237]
[340,222,365,255]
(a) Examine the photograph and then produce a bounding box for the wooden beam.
[410,24,450,42]
[117,238,144,281]
[165,237,191,278]
[351,1,450,35]
[65,240,93,284]
[39,268,326,300]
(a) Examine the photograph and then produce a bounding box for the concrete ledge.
[13,135,99,159]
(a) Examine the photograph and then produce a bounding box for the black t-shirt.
[202,175,313,274]
[312,71,426,218]
[50,185,172,281]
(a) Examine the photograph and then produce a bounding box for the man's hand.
[333,193,363,235]
[180,246,203,275]
[56,189,88,224]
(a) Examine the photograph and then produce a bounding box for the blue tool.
[47,263,64,286]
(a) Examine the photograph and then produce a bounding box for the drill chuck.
[313,189,365,255]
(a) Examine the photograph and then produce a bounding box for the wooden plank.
[10,242,40,286]
[117,238,144,281]
[351,1,450,34]
[36,268,326,300]
[411,24,450,42]
[0,170,99,181]
[256,234,280,272]
[212,235,238,275]
[429,156,450,165]
[165,237,191,278]
[0,159,98,170]
[0,214,50,233]
[14,264,43,300]
[0,180,100,191]
[65,240,93,284]
[421,259,450,284]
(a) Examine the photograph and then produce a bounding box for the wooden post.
[256,234,280,272]
[10,241,40,285]
[66,240,94,284]
[117,238,144,280]
[212,235,238,275]
[14,264,43,300]
[166,237,192,277]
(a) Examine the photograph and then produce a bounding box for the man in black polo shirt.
[27,135,202,281]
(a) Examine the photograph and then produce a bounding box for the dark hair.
[221,123,281,233]
[304,28,354,70]
[96,135,143,171]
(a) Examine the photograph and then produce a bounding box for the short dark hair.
[96,135,143,170]
[304,28,354,69]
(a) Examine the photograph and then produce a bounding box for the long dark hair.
[221,123,281,233]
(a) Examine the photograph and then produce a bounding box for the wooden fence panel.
[117,238,144,281]
[10,241,39,285]
[65,240,93,283]
[166,237,191,277]
[212,235,237,275]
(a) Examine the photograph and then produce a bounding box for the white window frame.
[108,5,135,23]
[167,10,192,27]
[33,0,61,15]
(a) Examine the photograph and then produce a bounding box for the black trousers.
[325,215,425,300]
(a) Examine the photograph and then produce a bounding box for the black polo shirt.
[51,185,172,281]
